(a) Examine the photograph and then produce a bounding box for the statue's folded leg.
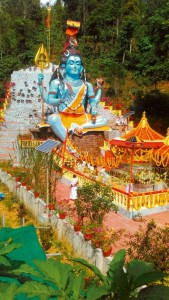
[82,115,108,129]
[48,114,67,142]
[69,115,108,137]
[69,123,83,136]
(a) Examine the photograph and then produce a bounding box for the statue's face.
[65,55,83,79]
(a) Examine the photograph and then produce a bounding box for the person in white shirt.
[70,175,79,200]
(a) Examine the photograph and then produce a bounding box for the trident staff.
[46,5,51,61]
[35,44,49,126]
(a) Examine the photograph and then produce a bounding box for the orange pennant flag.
[46,14,50,29]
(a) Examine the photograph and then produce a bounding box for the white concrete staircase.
[0,65,55,161]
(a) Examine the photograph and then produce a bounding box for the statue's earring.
[57,68,60,79]
[59,68,66,79]
[84,68,86,82]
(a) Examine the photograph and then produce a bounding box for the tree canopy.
[0,0,168,132]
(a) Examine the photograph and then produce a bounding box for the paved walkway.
[55,180,169,253]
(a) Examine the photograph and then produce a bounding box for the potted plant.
[101,241,112,257]
[74,223,81,232]
[91,226,104,248]
[34,191,40,198]
[133,213,143,222]
[15,176,21,182]
[99,227,124,256]
[75,182,117,226]
[68,217,82,232]
[91,235,102,248]
[82,223,96,241]
[55,200,67,219]
[73,220,81,232]
[58,210,66,219]
[48,203,55,211]
[53,208,66,219]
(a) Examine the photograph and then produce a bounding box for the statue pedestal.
[30,127,55,140]
[69,131,105,157]
[104,130,120,140]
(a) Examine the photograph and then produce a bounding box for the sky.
[40,0,57,6]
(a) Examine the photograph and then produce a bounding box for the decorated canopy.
[121,111,164,148]
[152,128,169,167]
[107,112,165,166]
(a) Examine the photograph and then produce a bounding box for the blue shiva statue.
[38,27,109,142]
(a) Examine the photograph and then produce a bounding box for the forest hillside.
[0,0,168,134]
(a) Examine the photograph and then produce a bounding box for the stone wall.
[69,131,105,157]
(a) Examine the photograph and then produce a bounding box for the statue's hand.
[62,89,69,99]
[96,78,104,87]
[91,115,96,124]
[38,73,44,83]
[91,106,97,116]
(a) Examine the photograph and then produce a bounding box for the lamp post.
[36,139,61,216]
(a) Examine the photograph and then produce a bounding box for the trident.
[35,44,49,126]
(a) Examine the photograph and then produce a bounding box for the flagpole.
[61,130,68,174]
[46,6,51,61]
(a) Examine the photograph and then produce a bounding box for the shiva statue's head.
[50,47,86,82]
[59,47,84,80]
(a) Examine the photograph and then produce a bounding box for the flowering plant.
[91,226,124,250]
[47,203,55,211]
[115,103,124,109]
[55,199,69,214]
[81,222,97,235]
[55,199,78,217]
[68,216,83,226]
[135,170,168,184]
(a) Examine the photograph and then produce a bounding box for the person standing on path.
[70,175,78,200]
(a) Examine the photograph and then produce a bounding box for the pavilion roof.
[153,128,169,158]
[164,128,169,146]
[109,139,164,149]
[154,145,169,156]
[121,112,164,141]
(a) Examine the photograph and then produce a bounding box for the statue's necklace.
[63,81,87,112]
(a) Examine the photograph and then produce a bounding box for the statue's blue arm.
[87,81,102,116]
[38,73,62,106]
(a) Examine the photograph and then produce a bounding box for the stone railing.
[17,139,43,148]
[0,168,112,275]
[129,190,169,211]
[62,168,169,219]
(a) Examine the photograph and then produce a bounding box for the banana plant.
[10,258,110,300]
[73,249,169,300]
[0,237,168,300]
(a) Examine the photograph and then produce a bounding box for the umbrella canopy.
[110,112,164,149]
[152,129,169,167]
[122,111,164,141]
